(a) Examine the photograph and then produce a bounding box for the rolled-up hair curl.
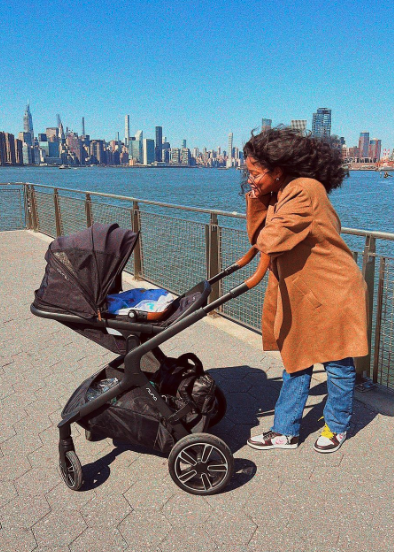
[242,126,346,194]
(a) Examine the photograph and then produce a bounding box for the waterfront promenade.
[1,230,394,552]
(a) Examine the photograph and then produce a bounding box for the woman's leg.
[314,357,355,453]
[272,366,313,437]
[247,366,313,450]
[322,357,356,433]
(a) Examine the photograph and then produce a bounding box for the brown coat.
[246,177,369,373]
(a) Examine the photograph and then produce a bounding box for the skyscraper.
[82,117,85,137]
[291,120,307,134]
[4,133,16,165]
[369,139,381,162]
[23,103,34,145]
[66,132,84,165]
[312,108,331,138]
[162,139,171,163]
[0,133,7,166]
[57,114,65,141]
[170,148,181,164]
[358,132,370,160]
[143,139,155,165]
[14,138,23,165]
[125,115,130,146]
[181,148,191,165]
[155,126,163,162]
[46,127,59,140]
[227,132,233,168]
[134,130,143,162]
[90,140,105,164]
[261,119,272,132]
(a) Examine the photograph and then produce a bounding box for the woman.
[244,127,368,453]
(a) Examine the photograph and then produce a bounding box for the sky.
[1,0,393,151]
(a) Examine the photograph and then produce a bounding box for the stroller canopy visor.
[34,223,138,318]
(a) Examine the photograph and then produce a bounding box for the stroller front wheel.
[168,433,234,495]
[59,451,83,491]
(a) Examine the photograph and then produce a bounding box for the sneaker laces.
[321,423,335,439]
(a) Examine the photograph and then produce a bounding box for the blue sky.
[1,0,393,150]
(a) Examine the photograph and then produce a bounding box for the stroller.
[31,223,266,495]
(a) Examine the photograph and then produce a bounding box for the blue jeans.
[271,358,356,437]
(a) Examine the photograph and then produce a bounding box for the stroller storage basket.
[62,353,217,455]
[62,364,175,453]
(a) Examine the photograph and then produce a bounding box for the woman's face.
[246,156,284,196]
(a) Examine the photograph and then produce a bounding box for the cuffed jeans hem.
[322,420,352,434]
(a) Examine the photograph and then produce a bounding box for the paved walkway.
[1,230,393,552]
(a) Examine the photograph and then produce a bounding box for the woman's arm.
[255,185,313,257]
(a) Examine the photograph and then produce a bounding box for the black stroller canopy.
[34,223,138,319]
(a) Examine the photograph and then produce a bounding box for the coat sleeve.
[255,185,313,257]
[245,192,277,245]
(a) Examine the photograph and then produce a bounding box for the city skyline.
[1,101,388,168]
[1,1,393,151]
[1,102,389,156]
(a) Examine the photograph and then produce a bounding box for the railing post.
[372,257,385,384]
[355,235,376,384]
[132,201,142,279]
[85,193,93,228]
[30,185,39,231]
[53,188,62,237]
[24,184,33,229]
[207,213,221,312]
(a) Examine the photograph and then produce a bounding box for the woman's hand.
[249,185,260,198]
[249,185,272,200]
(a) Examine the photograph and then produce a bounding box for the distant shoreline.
[0,164,223,170]
[0,165,379,172]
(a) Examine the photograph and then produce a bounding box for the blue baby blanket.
[107,288,173,314]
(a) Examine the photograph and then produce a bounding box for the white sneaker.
[247,430,299,450]
[314,424,347,453]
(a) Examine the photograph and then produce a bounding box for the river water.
[1,166,393,256]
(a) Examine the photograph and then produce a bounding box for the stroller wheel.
[59,451,83,491]
[168,433,233,495]
[209,387,227,428]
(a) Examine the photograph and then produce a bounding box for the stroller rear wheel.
[168,433,233,495]
[59,451,83,491]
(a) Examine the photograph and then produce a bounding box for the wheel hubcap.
[174,443,229,492]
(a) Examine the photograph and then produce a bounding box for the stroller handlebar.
[234,246,259,268]
[244,252,270,289]
[208,246,267,287]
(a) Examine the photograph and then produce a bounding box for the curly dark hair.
[242,126,346,194]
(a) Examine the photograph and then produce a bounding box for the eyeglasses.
[248,169,270,185]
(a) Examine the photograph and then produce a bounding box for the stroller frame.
[31,246,268,495]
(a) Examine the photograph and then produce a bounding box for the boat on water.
[58,165,71,170]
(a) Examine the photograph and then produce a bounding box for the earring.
[276,177,280,181]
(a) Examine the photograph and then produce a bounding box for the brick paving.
[0,229,393,552]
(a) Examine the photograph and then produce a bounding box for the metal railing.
[1,182,394,391]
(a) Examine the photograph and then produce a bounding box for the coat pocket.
[292,277,322,309]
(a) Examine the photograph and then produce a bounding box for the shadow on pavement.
[208,364,379,449]
[79,364,379,492]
